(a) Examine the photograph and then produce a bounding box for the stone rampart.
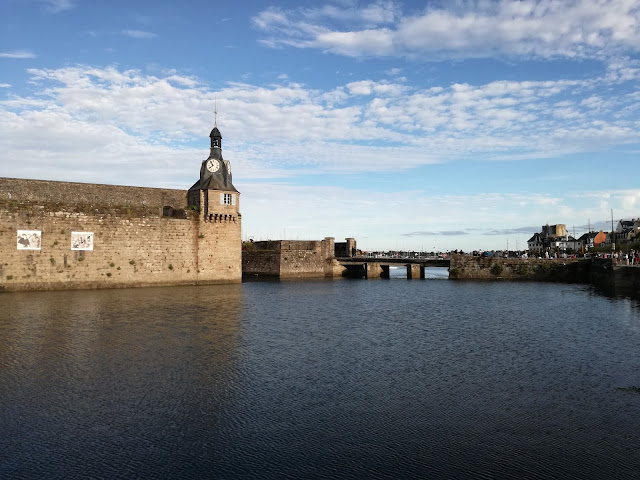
[279,240,334,278]
[1,177,185,210]
[242,249,281,277]
[0,177,241,291]
[590,258,640,297]
[242,238,345,278]
[335,238,356,257]
[449,254,590,282]
[612,266,640,297]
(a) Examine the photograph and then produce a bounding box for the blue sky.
[2,0,640,252]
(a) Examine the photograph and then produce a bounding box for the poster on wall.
[17,230,42,250]
[71,232,94,251]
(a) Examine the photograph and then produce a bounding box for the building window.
[220,193,236,205]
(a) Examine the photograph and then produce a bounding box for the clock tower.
[187,120,242,283]
[188,122,239,215]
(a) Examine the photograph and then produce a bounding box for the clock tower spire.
[209,104,222,157]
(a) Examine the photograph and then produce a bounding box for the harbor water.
[1,275,639,479]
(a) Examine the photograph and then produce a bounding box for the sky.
[1,0,640,252]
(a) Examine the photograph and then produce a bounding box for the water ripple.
[1,281,639,479]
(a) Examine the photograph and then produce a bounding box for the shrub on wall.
[490,264,503,276]
[537,263,551,273]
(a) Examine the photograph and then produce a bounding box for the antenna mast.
[611,209,615,251]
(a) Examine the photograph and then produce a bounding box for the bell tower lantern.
[210,125,222,156]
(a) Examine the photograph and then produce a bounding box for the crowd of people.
[510,250,640,265]
[612,250,640,265]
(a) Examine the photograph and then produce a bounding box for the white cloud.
[122,30,158,39]
[346,80,407,96]
[2,64,639,250]
[619,191,640,210]
[2,64,639,187]
[253,0,640,59]
[239,183,640,251]
[252,8,290,31]
[0,51,37,59]
[257,1,399,30]
[39,0,76,13]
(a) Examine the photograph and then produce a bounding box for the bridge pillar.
[407,264,422,279]
[366,262,385,279]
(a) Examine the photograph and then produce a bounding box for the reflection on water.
[1,280,639,479]
[0,286,243,479]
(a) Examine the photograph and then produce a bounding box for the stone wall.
[590,258,640,297]
[197,189,242,281]
[241,247,281,277]
[612,266,640,297]
[335,238,356,257]
[449,254,589,282]
[279,240,332,277]
[0,178,241,291]
[1,177,184,210]
[242,237,345,278]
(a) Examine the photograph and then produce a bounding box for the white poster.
[17,230,42,250]
[71,232,94,251]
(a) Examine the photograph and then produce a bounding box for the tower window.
[220,193,236,205]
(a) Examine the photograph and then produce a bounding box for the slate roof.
[189,174,238,193]
[527,232,542,243]
[577,232,596,242]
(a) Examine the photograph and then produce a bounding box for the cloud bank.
[1,63,639,250]
[3,62,638,186]
[253,0,640,60]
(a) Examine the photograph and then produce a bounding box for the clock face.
[206,159,220,173]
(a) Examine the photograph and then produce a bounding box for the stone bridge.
[337,256,450,279]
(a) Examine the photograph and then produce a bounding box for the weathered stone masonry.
[0,177,241,292]
[242,238,345,278]
[448,254,588,281]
